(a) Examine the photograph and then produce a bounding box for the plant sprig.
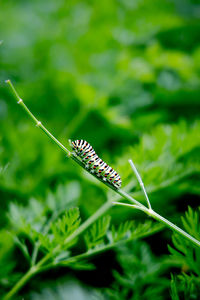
[4,80,200,300]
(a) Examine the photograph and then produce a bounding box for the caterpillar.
[70,139,122,189]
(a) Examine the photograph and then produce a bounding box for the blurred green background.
[0,0,200,299]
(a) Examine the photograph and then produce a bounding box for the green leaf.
[84,216,111,250]
[111,220,135,243]
[170,275,180,300]
[105,241,170,300]
[35,207,81,253]
[51,208,80,239]
[181,206,200,240]
[170,273,200,300]
[169,207,200,279]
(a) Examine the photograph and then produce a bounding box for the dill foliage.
[1,0,200,299]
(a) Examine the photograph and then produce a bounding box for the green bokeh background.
[0,0,200,299]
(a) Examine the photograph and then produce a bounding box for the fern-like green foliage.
[1,177,165,298]
[169,207,200,275]
[111,220,135,243]
[170,275,180,300]
[84,216,163,256]
[51,208,81,241]
[104,241,170,300]
[84,216,111,250]
[171,273,200,300]
[169,207,200,299]
[1,0,200,298]
[5,183,81,268]
[117,121,200,197]
[110,220,162,243]
[8,182,80,233]
[39,207,81,252]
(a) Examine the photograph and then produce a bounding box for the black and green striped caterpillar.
[70,140,122,189]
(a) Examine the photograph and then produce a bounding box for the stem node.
[147,208,154,216]
[36,121,42,127]
[17,98,23,104]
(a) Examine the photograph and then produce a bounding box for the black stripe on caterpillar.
[70,139,122,189]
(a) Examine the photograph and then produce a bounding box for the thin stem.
[3,267,37,300]
[5,80,71,156]
[113,202,200,248]
[31,242,39,266]
[150,210,200,247]
[112,202,141,210]
[116,189,146,209]
[128,159,152,209]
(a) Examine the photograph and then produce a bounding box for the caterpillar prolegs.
[70,140,122,189]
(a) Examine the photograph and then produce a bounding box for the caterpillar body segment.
[70,139,122,189]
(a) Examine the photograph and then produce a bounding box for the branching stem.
[4,80,200,300]
[128,159,152,209]
[113,202,200,247]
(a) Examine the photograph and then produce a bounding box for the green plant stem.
[5,80,200,299]
[3,267,37,300]
[128,159,152,209]
[5,80,71,156]
[31,242,40,266]
[151,210,200,246]
[113,202,200,248]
